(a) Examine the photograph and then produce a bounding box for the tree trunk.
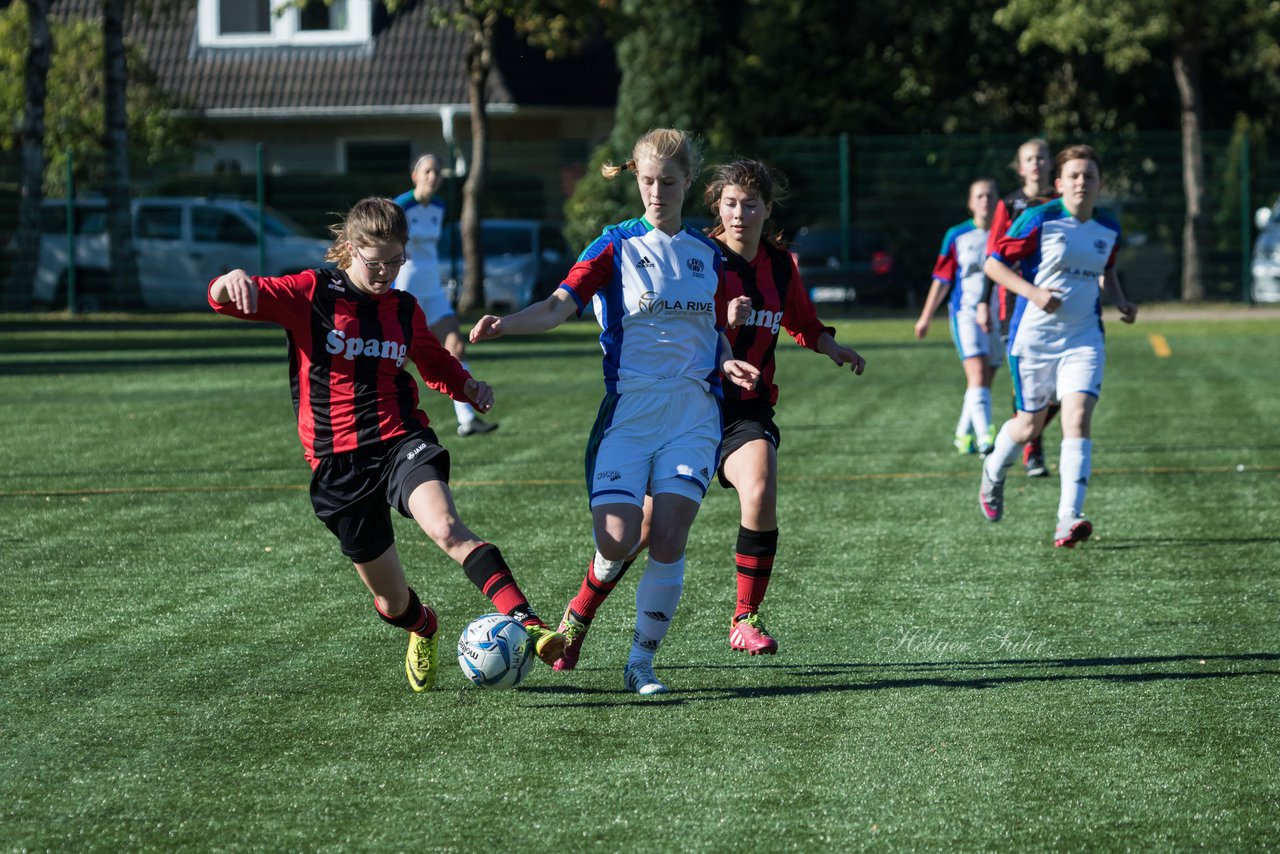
[104,0,142,309]
[1172,34,1206,302]
[457,7,492,314]
[9,0,52,311]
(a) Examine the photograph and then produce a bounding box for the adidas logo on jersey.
[636,255,656,269]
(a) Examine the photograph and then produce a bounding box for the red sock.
[462,543,530,619]
[568,557,634,623]
[734,527,778,621]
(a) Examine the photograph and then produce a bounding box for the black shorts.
[716,398,780,489]
[310,429,451,563]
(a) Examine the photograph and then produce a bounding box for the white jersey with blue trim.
[392,191,446,298]
[932,219,993,314]
[560,218,728,397]
[991,198,1120,357]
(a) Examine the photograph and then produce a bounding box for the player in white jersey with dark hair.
[393,153,497,437]
[915,177,1002,455]
[979,144,1138,547]
[470,128,757,695]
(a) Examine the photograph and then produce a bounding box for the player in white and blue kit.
[469,129,757,694]
[979,145,1138,547]
[393,154,496,437]
[914,178,1002,455]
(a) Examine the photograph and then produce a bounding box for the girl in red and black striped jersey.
[979,137,1060,477]
[708,160,864,654]
[550,160,865,663]
[208,197,563,693]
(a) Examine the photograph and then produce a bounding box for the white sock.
[630,554,685,664]
[965,386,992,444]
[955,397,972,438]
[1058,437,1092,519]
[983,421,1022,482]
[454,360,477,425]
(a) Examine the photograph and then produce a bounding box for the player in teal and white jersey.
[914,177,1002,456]
[394,153,497,437]
[979,144,1138,548]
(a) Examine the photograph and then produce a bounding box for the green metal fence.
[3,129,1276,311]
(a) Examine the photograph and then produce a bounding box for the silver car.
[34,196,330,311]
[439,219,572,311]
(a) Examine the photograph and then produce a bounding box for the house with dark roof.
[63,0,619,220]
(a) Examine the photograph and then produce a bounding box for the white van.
[1252,197,1280,303]
[34,196,331,311]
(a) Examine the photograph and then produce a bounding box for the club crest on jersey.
[325,328,409,367]
[1093,239,1109,253]
[686,257,705,278]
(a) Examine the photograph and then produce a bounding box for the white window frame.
[197,0,372,48]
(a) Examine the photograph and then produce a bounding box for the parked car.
[33,196,331,311]
[438,219,573,311]
[1252,197,1280,303]
[788,224,901,307]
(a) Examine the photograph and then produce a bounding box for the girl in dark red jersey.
[208,197,563,693]
[550,159,865,663]
[705,160,865,653]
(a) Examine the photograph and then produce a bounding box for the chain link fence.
[3,129,1276,311]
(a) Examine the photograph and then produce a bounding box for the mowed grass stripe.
[4,463,1275,497]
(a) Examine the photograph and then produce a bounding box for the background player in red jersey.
[550,159,864,665]
[208,197,563,693]
[979,137,1059,477]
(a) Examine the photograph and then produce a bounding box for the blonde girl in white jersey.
[470,129,756,694]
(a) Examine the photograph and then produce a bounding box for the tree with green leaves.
[564,0,741,250]
[104,0,141,307]
[995,0,1280,301]
[0,1,196,309]
[384,0,608,311]
[7,0,51,310]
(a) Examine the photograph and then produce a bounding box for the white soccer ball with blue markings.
[457,613,535,688]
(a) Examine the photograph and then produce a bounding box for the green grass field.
[2,307,1278,851]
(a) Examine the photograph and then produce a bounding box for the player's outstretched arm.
[1100,269,1138,324]
[718,330,761,390]
[914,279,950,339]
[470,288,577,343]
[209,269,258,314]
[464,378,495,412]
[817,332,865,375]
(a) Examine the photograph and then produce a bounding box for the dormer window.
[197,0,372,47]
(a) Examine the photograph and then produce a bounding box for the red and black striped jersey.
[209,268,472,468]
[720,240,835,406]
[987,189,1058,319]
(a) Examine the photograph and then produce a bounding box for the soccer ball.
[456,613,535,689]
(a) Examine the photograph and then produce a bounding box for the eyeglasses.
[352,245,407,273]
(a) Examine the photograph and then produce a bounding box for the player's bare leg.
[431,315,497,437]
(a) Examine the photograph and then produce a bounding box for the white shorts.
[585,383,722,508]
[950,308,1003,367]
[1010,345,1104,412]
[395,280,455,325]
